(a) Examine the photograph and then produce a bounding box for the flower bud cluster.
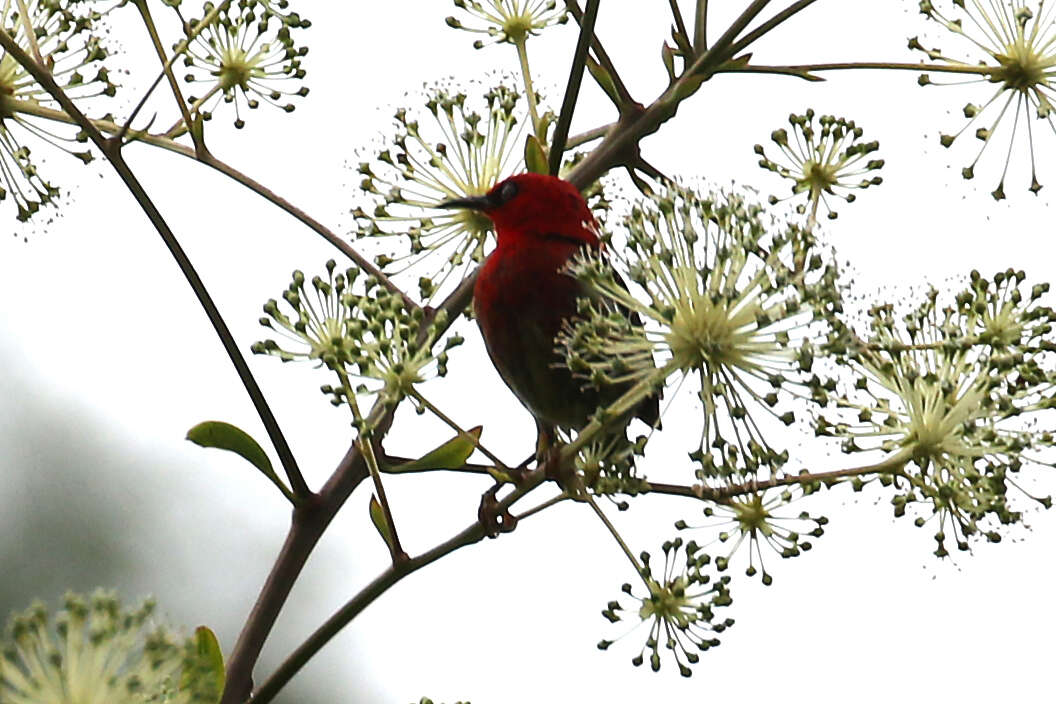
[254,260,464,414]
[677,487,827,585]
[912,0,1056,198]
[180,0,309,129]
[819,269,1056,556]
[562,186,841,484]
[0,0,115,222]
[755,109,883,220]
[445,0,568,48]
[1,590,216,703]
[598,538,734,677]
[353,84,527,297]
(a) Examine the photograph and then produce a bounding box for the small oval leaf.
[586,56,621,107]
[180,626,225,701]
[369,495,395,552]
[396,426,482,472]
[524,135,548,175]
[186,421,293,501]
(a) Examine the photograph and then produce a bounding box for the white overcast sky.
[1,2,1054,703]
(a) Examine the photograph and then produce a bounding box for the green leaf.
[661,42,677,83]
[586,57,621,107]
[524,135,548,175]
[180,626,225,702]
[186,421,294,502]
[369,494,395,553]
[394,426,482,472]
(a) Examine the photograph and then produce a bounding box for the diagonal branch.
[725,0,821,58]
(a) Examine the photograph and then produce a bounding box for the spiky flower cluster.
[598,538,734,677]
[562,186,841,484]
[819,269,1056,556]
[754,110,883,222]
[353,84,527,297]
[445,0,568,48]
[677,487,827,585]
[180,0,309,129]
[0,590,219,704]
[253,261,464,416]
[0,0,115,223]
[913,0,1056,198]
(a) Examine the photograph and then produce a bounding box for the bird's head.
[440,173,598,246]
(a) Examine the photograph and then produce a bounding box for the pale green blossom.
[353,84,528,298]
[253,260,464,413]
[0,0,114,222]
[819,270,1056,555]
[913,0,1056,197]
[0,590,219,704]
[180,0,309,129]
[598,538,734,677]
[755,110,883,221]
[445,0,568,48]
[562,186,841,483]
[677,487,827,585]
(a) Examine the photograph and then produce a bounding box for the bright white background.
[1,2,1053,703]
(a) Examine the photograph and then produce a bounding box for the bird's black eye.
[497,180,519,204]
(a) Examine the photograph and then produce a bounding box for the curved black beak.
[438,193,494,211]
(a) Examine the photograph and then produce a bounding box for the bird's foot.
[477,484,518,539]
[540,444,588,499]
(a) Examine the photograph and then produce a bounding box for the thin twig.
[566,122,614,149]
[725,0,820,58]
[668,0,690,48]
[514,493,568,520]
[694,0,709,52]
[550,0,601,176]
[698,451,912,501]
[410,389,511,471]
[686,0,773,79]
[584,492,645,575]
[124,0,203,144]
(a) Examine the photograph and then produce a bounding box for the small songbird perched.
[441,173,659,447]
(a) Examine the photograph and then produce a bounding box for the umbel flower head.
[253,260,464,415]
[0,590,220,704]
[181,0,309,129]
[677,486,827,585]
[598,538,734,677]
[0,0,114,224]
[353,84,527,298]
[819,269,1056,556]
[912,0,1056,198]
[754,109,883,222]
[445,0,568,48]
[562,185,841,484]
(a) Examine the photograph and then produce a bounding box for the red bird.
[441,173,658,444]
